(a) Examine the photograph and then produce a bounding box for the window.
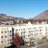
[1,31,3,33]
[47,21,48,24]
[23,28,25,31]
[10,39,12,42]
[19,29,20,31]
[1,36,3,38]
[10,30,12,33]
[16,29,18,31]
[45,27,47,28]
[23,36,25,38]
[28,35,30,37]
[10,35,12,37]
[39,20,42,23]
[21,29,22,31]
[24,32,25,34]
[5,31,6,33]
[40,29,42,31]
[39,27,41,28]
[8,40,9,41]
[5,36,7,38]
[21,32,23,35]
[28,28,31,30]
[46,32,47,34]
[1,41,3,43]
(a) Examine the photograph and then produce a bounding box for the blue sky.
[0,0,48,18]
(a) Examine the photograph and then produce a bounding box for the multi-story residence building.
[0,26,13,48]
[13,21,48,41]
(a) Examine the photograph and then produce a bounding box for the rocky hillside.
[33,10,48,20]
[0,14,25,25]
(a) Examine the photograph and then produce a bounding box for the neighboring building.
[0,22,48,48]
[0,26,13,48]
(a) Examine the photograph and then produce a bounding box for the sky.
[0,0,48,18]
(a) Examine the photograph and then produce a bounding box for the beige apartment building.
[0,26,13,48]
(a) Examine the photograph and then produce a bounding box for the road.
[20,43,48,48]
[37,43,48,48]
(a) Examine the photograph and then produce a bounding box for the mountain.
[33,10,48,20]
[15,17,25,21]
[0,14,25,21]
[0,14,25,25]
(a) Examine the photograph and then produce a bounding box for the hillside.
[0,14,25,25]
[33,10,48,20]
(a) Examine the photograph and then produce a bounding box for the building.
[0,26,13,48]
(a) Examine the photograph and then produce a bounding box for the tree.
[12,33,21,48]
